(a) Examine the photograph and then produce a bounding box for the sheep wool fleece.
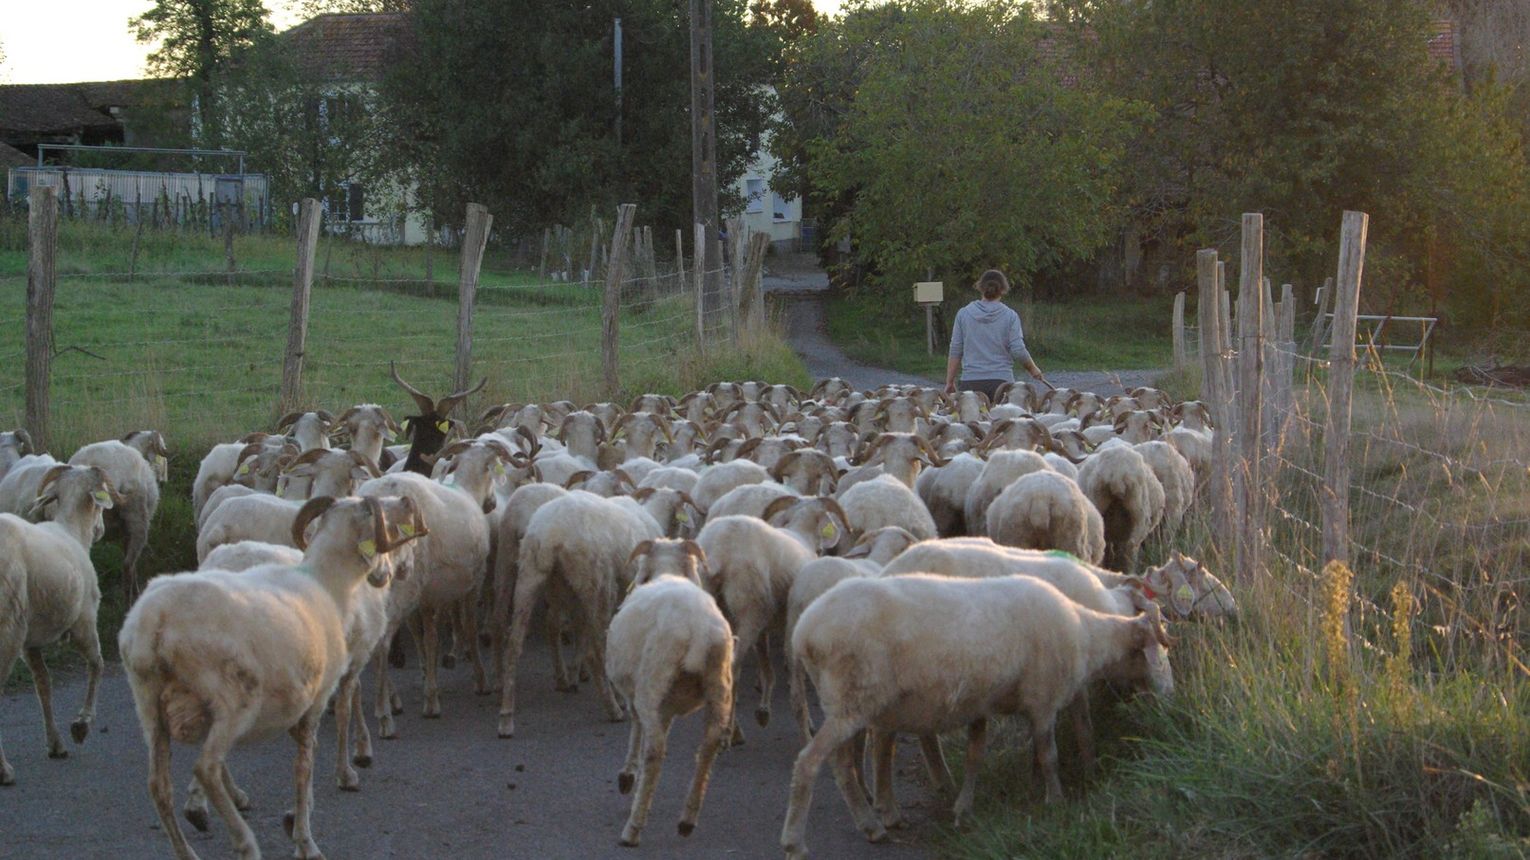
[949,300,1032,383]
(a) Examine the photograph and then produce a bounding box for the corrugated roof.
[279,13,408,83]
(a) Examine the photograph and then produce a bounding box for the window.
[325,182,366,223]
[772,191,791,222]
[745,178,765,214]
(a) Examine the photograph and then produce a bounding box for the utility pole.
[689,0,722,321]
[614,17,623,149]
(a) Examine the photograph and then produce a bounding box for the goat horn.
[348,450,383,478]
[291,496,337,551]
[276,411,305,431]
[390,362,437,415]
[13,429,33,453]
[760,495,799,524]
[36,464,72,498]
[437,377,489,416]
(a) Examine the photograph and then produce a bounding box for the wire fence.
[0,194,758,453]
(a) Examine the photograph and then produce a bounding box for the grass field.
[825,289,1175,375]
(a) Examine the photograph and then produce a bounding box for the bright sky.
[1,0,843,85]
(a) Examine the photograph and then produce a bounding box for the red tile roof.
[1427,18,1461,72]
[279,13,408,83]
[0,83,121,135]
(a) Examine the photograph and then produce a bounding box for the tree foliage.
[375,0,775,234]
[130,0,274,146]
[779,0,1141,291]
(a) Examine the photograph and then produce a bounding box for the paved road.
[1,637,937,859]
[763,261,1160,396]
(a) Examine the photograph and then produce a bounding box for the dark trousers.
[958,378,1008,404]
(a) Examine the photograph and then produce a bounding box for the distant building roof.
[0,141,32,168]
[279,13,407,83]
[1427,18,1463,73]
[0,83,121,135]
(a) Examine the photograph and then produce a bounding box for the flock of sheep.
[0,370,1236,859]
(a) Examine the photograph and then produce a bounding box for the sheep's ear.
[627,540,655,567]
[681,540,708,581]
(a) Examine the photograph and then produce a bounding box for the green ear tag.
[675,510,690,523]
[1175,584,1195,609]
[92,490,112,506]
[275,484,286,498]
[236,462,251,476]
[820,523,838,541]
[436,420,450,434]
[1044,549,1079,562]
[398,523,416,537]
[494,461,507,476]
[357,539,377,559]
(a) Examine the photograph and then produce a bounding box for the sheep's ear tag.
[236,462,252,476]
[357,539,377,560]
[494,461,507,477]
[819,522,838,546]
[154,455,168,482]
[436,420,450,434]
[1174,584,1195,612]
[92,490,113,507]
[275,483,286,498]
[675,510,690,523]
[398,523,416,538]
[1044,549,1078,562]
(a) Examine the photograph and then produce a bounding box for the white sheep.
[118,494,425,860]
[914,452,985,537]
[0,452,61,516]
[706,481,799,520]
[962,449,1052,537]
[497,489,663,737]
[0,465,117,785]
[782,573,1173,857]
[836,473,937,540]
[605,539,734,846]
[196,449,382,563]
[695,497,850,742]
[1133,440,1195,535]
[277,410,335,452]
[333,404,400,468]
[0,429,36,481]
[690,458,771,512]
[1076,445,1165,571]
[638,465,701,496]
[985,469,1105,564]
[488,482,570,692]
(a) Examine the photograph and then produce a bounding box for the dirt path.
[765,260,1160,396]
[1,636,939,858]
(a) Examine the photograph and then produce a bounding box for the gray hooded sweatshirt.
[948,300,1031,382]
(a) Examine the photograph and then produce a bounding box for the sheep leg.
[67,612,104,744]
[1067,691,1096,774]
[680,648,733,839]
[460,597,489,695]
[754,633,775,728]
[220,764,252,811]
[547,611,575,692]
[0,633,22,785]
[870,729,903,829]
[284,712,324,859]
[579,604,626,723]
[374,648,399,740]
[781,715,884,859]
[418,606,443,718]
[789,656,816,742]
[952,718,988,827]
[498,563,549,738]
[440,602,460,669]
[1031,714,1064,803]
[147,718,199,860]
[22,649,66,759]
[618,715,643,795]
[918,733,958,797]
[350,680,374,768]
[619,711,673,847]
[121,513,149,603]
[726,615,769,747]
[335,671,362,791]
[193,721,258,859]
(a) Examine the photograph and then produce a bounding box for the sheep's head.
[706,381,745,413]
[874,397,925,433]
[769,449,839,496]
[564,468,636,498]
[854,433,946,486]
[631,487,703,538]
[736,436,800,472]
[761,384,801,414]
[1130,601,1175,698]
[815,422,859,460]
[764,496,854,555]
[292,494,428,587]
[584,402,625,437]
[277,410,335,452]
[283,449,382,500]
[953,390,990,423]
[842,526,919,565]
[1113,411,1160,444]
[121,429,171,482]
[1130,387,1171,410]
[438,439,527,512]
[677,391,716,423]
[1144,551,1236,620]
[662,419,704,461]
[33,464,121,543]
[808,377,851,405]
[335,404,400,448]
[234,440,301,491]
[556,411,606,461]
[1047,429,1093,463]
[627,538,708,590]
[391,363,486,475]
[614,412,672,460]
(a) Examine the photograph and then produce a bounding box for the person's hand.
[1029,366,1046,381]
[944,381,957,396]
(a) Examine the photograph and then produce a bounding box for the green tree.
[782,0,1142,290]
[130,0,274,147]
[375,0,775,235]
[293,0,411,16]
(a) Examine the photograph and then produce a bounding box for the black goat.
[390,362,486,475]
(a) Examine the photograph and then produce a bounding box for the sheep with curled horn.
[276,410,336,453]
[390,363,486,476]
[0,430,36,482]
[629,393,677,416]
[332,405,401,468]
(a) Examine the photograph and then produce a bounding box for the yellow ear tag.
[494,461,507,476]
[236,462,251,476]
[357,539,377,559]
[436,420,450,434]
[92,490,112,506]
[675,510,690,523]
[820,523,838,542]
[398,523,416,537]
[1174,584,1195,609]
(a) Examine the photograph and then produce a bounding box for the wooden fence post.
[1197,249,1235,557]
[456,203,493,395]
[1171,291,1187,368]
[694,222,707,350]
[223,202,236,286]
[279,198,322,415]
[603,204,639,396]
[1323,211,1368,567]
[1310,275,1334,355]
[26,186,58,452]
[675,228,686,293]
[738,232,770,335]
[1235,213,1265,583]
[538,227,550,280]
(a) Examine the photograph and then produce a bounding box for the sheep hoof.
[618,772,634,794]
[0,763,14,786]
[282,812,295,839]
[497,717,515,739]
[755,707,770,728]
[353,753,373,769]
[70,720,89,744]
[389,695,403,715]
[678,821,696,837]
[441,654,457,670]
[862,824,889,844]
[618,832,641,848]
[338,775,360,793]
[185,807,210,833]
[46,746,67,760]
